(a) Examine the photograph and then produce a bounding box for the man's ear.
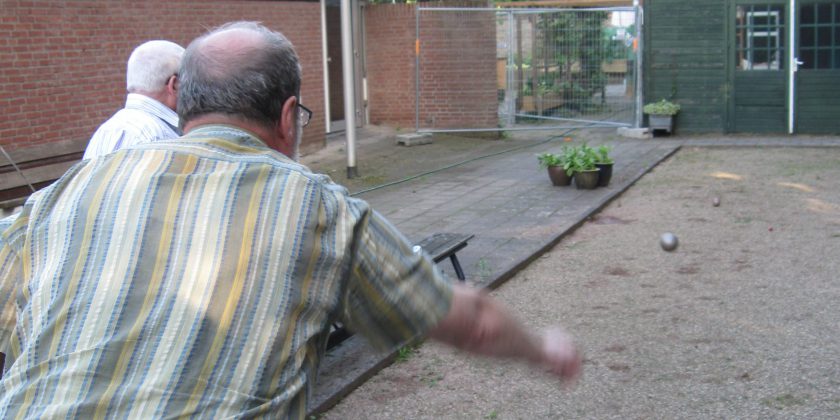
[165,75,178,111]
[276,96,298,153]
[167,74,178,94]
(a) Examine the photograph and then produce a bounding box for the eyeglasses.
[298,104,312,128]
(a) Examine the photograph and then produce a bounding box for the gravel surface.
[322,147,840,419]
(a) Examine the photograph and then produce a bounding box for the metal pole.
[0,145,36,193]
[788,0,796,134]
[341,0,358,178]
[506,11,516,127]
[634,0,644,129]
[320,0,332,133]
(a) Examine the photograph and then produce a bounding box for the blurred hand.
[540,327,582,383]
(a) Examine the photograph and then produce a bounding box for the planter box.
[521,94,565,114]
[648,114,674,134]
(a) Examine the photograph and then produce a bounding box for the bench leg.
[449,254,466,281]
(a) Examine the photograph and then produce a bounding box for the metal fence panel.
[416,6,640,133]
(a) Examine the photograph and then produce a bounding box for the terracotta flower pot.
[547,166,572,186]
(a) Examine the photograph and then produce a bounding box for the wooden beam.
[495,0,633,8]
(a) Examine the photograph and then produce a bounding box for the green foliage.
[542,144,610,175]
[595,145,613,164]
[536,152,562,169]
[536,11,610,106]
[396,344,418,363]
[571,144,598,173]
[537,146,576,175]
[643,99,681,116]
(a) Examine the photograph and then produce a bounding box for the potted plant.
[569,145,600,190]
[643,99,680,134]
[593,144,614,187]
[536,149,572,186]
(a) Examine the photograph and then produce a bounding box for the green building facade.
[644,0,840,134]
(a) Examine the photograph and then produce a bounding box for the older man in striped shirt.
[82,40,184,160]
[0,22,580,418]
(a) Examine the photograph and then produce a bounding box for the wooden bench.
[414,233,473,282]
[326,232,473,350]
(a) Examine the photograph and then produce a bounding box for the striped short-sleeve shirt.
[82,93,181,160]
[0,125,453,419]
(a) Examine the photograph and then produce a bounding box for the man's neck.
[130,90,175,112]
[183,115,277,148]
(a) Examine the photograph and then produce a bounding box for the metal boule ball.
[712,196,720,207]
[660,232,679,252]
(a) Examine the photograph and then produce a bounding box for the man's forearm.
[429,285,545,362]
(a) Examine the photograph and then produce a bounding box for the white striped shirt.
[82,93,180,160]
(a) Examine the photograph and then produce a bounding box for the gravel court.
[322,147,840,419]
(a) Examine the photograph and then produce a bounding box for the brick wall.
[365,3,498,130]
[0,0,325,156]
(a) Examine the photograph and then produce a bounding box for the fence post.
[505,10,516,127]
[634,1,644,129]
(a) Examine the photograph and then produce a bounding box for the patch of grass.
[484,410,499,419]
[762,393,807,410]
[396,344,418,363]
[359,174,387,186]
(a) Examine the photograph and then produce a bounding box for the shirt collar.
[125,93,179,129]
[183,124,270,149]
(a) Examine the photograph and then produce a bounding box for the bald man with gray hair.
[0,22,579,418]
[83,40,184,159]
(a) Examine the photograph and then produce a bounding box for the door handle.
[794,58,804,72]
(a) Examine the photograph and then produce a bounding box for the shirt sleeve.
[339,200,454,351]
[0,211,26,363]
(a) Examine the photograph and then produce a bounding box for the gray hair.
[177,21,302,129]
[126,40,184,93]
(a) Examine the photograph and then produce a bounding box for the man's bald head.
[177,22,302,130]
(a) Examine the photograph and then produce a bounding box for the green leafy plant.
[595,145,613,164]
[643,99,681,116]
[569,144,598,173]
[537,146,576,176]
[536,152,562,169]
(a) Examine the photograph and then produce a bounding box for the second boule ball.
[712,196,721,207]
[660,232,679,252]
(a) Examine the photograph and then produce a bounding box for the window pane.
[818,27,832,47]
[818,4,833,24]
[801,49,815,69]
[802,5,816,25]
[818,49,831,69]
[803,27,816,47]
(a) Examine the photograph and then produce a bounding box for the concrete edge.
[307,143,683,416]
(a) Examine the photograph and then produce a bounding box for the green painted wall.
[644,0,728,133]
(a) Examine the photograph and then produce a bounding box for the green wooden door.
[729,1,789,133]
[795,1,840,133]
